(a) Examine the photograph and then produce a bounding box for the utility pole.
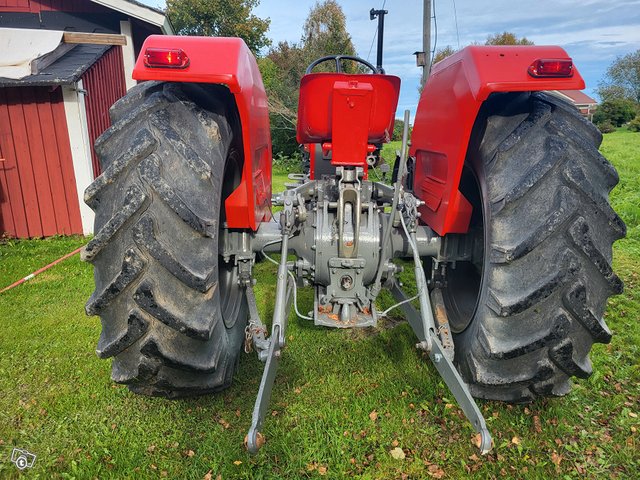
[422,0,431,86]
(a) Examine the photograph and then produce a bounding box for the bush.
[596,121,616,134]
[592,99,638,127]
[273,151,303,173]
[629,116,640,132]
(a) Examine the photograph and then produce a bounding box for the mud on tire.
[445,92,625,402]
[83,81,247,398]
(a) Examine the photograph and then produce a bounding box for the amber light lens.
[144,48,190,68]
[528,58,573,78]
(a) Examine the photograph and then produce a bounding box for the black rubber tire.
[446,92,625,402]
[83,81,247,398]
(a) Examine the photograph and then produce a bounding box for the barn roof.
[91,0,174,34]
[0,44,110,87]
[554,90,598,105]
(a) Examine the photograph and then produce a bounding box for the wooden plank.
[0,88,27,238]
[31,43,76,74]
[35,87,72,234]
[62,32,126,46]
[20,87,57,237]
[5,88,42,237]
[0,123,16,237]
[9,87,45,238]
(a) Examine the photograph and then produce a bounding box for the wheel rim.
[442,166,485,333]
[219,149,243,328]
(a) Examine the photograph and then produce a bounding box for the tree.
[597,50,640,103]
[431,32,532,67]
[432,45,457,64]
[302,0,356,68]
[262,0,359,155]
[485,31,534,45]
[592,98,638,127]
[392,118,412,141]
[166,0,270,54]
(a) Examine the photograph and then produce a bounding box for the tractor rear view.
[82,23,624,454]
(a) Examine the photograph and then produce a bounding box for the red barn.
[0,0,172,238]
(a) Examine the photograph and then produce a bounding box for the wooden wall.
[82,46,127,177]
[0,0,106,13]
[0,86,83,237]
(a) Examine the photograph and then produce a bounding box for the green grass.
[0,130,639,478]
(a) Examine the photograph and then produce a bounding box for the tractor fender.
[410,45,585,236]
[133,35,272,230]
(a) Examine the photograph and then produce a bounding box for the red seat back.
[297,73,401,169]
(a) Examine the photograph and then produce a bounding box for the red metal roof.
[556,90,597,105]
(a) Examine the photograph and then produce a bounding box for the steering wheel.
[305,55,379,74]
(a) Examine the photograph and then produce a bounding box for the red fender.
[410,45,585,236]
[132,35,271,230]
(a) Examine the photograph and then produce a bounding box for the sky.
[141,0,640,118]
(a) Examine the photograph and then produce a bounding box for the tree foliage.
[597,50,640,103]
[593,98,638,127]
[485,31,534,45]
[261,0,358,155]
[431,32,533,66]
[302,0,356,62]
[432,46,457,64]
[166,0,270,54]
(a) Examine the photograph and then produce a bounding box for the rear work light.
[528,58,573,78]
[144,48,190,69]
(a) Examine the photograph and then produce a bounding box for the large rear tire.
[444,92,625,402]
[83,81,247,398]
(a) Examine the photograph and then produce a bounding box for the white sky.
[141,0,640,117]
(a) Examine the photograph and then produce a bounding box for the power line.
[452,0,460,49]
[430,0,438,68]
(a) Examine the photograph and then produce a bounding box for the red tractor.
[83,28,624,454]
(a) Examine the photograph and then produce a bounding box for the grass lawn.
[1,130,638,479]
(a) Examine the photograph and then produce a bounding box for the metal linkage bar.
[247,197,298,454]
[391,193,493,455]
[247,324,282,454]
[390,281,492,454]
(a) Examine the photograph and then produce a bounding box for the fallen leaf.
[203,471,212,480]
[318,466,327,475]
[390,447,405,460]
[533,415,542,433]
[629,412,638,418]
[218,418,230,429]
[186,450,195,458]
[468,454,479,462]
[294,387,302,394]
[427,464,445,478]
[233,460,242,466]
[161,471,168,478]
[511,436,521,445]
[551,451,563,468]
[147,445,156,453]
[235,409,241,418]
[306,463,317,472]
[391,439,399,447]
[369,410,378,422]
